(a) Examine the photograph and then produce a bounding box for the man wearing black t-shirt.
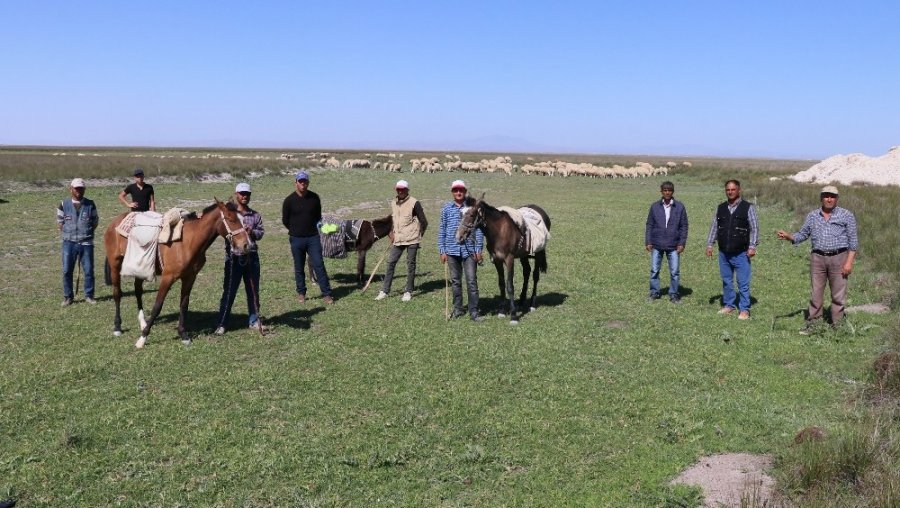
[119,167,155,212]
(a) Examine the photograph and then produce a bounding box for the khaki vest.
[391,196,421,245]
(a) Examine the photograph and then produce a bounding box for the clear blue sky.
[2,1,898,158]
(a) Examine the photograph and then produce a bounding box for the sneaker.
[450,309,466,319]
[85,297,98,304]
[798,326,812,336]
[670,296,681,304]
[249,322,268,332]
[297,294,306,304]
[61,298,73,307]
[323,295,335,305]
[718,307,735,315]
[738,311,750,320]
[375,291,388,301]
[470,313,483,322]
[647,294,660,302]
[214,326,226,336]
[402,292,412,302]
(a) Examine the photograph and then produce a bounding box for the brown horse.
[455,197,550,324]
[104,200,250,348]
[310,214,393,286]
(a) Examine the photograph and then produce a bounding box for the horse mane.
[184,201,234,222]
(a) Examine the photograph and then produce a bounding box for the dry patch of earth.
[671,453,776,507]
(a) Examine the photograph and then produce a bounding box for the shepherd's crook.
[361,243,391,293]
[444,261,450,320]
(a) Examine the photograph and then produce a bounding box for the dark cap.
[134,168,145,176]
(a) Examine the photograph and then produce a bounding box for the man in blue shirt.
[645,181,689,303]
[777,185,859,332]
[438,180,484,321]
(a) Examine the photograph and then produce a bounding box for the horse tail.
[104,258,112,286]
[535,250,548,274]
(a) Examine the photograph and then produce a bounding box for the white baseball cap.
[450,179,466,190]
[235,182,251,193]
[70,178,85,188]
[395,179,409,189]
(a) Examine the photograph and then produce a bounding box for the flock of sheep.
[53,150,692,179]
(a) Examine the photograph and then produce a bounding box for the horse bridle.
[458,205,483,239]
[220,210,249,243]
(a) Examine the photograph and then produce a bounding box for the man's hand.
[475,253,483,263]
[645,244,652,252]
[676,245,684,254]
[747,247,756,258]
[440,253,447,264]
[706,246,714,258]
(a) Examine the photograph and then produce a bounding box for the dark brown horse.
[104,200,251,348]
[455,197,550,324]
[310,214,393,286]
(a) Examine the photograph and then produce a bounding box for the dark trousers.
[448,254,479,315]
[382,243,419,294]
[217,252,261,328]
[289,235,331,297]
[62,241,94,299]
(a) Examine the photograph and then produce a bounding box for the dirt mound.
[790,146,900,186]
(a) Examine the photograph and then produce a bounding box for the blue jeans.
[62,241,94,299]
[649,248,680,298]
[447,255,479,315]
[289,235,331,297]
[217,252,261,328]
[718,251,752,311]
[382,244,419,294]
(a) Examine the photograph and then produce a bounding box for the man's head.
[295,171,310,193]
[451,179,467,203]
[724,179,741,202]
[133,167,145,181]
[660,181,674,200]
[395,179,409,199]
[235,182,251,205]
[70,178,86,199]
[820,185,839,209]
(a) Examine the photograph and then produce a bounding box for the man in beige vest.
[376,180,428,301]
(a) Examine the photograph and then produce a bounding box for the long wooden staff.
[361,243,392,293]
[444,261,450,320]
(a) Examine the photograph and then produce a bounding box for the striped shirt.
[438,201,484,258]
[706,198,759,249]
[792,206,858,252]
[226,207,264,255]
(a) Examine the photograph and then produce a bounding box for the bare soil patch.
[671,453,776,507]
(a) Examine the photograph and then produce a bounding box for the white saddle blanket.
[121,212,163,281]
[497,206,550,255]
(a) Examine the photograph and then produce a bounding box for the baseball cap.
[133,167,144,176]
[295,170,310,182]
[235,182,251,193]
[820,185,839,196]
[451,179,467,190]
[70,178,85,188]
[395,179,409,189]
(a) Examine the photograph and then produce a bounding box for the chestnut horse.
[104,200,250,348]
[456,197,550,324]
[310,214,393,286]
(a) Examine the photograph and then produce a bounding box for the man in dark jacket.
[645,181,689,302]
[282,171,333,305]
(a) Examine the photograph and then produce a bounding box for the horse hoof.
[138,310,147,330]
[509,320,520,325]
[497,312,507,318]
[113,330,122,337]
[135,337,147,348]
[529,307,536,312]
[181,339,192,346]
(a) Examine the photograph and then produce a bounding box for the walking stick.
[74,250,82,298]
[361,243,391,293]
[444,261,450,320]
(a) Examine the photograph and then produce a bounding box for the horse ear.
[478,192,485,202]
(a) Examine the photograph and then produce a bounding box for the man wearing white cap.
[215,182,266,335]
[56,178,99,306]
[438,180,484,321]
[375,180,428,301]
[777,185,859,333]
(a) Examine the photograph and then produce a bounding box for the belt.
[812,248,848,256]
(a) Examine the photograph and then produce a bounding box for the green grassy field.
[0,158,895,506]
